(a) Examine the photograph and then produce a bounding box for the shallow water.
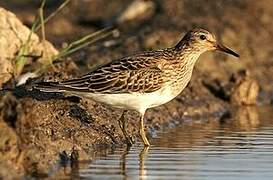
[63,106,273,180]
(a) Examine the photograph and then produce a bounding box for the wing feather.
[52,51,168,94]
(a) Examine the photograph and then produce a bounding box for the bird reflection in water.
[119,145,150,180]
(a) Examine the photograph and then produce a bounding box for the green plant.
[14,0,70,76]
[14,0,117,78]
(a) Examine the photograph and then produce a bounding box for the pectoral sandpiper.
[34,28,239,146]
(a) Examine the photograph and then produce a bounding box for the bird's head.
[177,28,239,58]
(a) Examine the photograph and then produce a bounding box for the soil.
[0,0,272,178]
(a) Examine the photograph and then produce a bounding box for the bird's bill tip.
[216,44,240,58]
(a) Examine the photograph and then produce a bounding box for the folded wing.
[35,52,167,94]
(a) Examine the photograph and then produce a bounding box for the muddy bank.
[0,0,271,178]
[0,73,227,178]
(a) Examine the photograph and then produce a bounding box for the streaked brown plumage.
[34,28,239,146]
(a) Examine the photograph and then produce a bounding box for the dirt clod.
[0,93,20,128]
[69,104,94,124]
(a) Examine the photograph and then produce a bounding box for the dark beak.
[216,44,240,58]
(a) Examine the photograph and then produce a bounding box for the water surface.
[71,107,273,179]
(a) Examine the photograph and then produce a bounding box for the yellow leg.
[139,146,150,179]
[118,110,134,146]
[139,113,150,146]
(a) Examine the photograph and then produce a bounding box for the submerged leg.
[118,110,134,146]
[139,111,150,146]
[139,146,150,179]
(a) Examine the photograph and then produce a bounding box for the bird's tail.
[33,81,68,93]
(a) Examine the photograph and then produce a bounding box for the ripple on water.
[77,106,273,180]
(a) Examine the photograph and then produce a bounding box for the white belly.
[75,85,183,113]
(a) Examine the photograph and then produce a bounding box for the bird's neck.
[174,34,205,63]
[173,43,203,68]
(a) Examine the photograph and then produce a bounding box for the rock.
[0,7,58,87]
[230,70,260,105]
[203,70,260,105]
[117,0,156,24]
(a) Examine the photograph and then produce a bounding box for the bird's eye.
[199,35,206,40]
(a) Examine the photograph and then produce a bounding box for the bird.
[33,28,239,147]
